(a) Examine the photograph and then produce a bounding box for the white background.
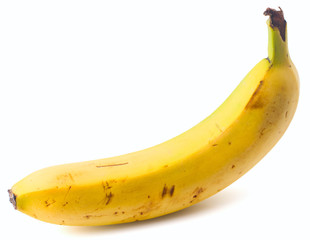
[0,0,309,239]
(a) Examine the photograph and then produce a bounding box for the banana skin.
[9,8,299,226]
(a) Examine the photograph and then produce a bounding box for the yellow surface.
[11,16,299,226]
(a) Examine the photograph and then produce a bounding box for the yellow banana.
[9,8,299,226]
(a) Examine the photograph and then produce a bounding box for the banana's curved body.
[9,8,299,226]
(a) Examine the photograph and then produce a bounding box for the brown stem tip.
[8,189,17,209]
[264,7,287,42]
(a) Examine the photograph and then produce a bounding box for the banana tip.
[8,189,17,210]
[263,7,286,42]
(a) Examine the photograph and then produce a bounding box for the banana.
[9,8,299,226]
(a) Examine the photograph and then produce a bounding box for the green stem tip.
[264,7,289,65]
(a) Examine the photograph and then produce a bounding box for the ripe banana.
[9,8,299,226]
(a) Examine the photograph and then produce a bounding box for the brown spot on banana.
[193,187,204,195]
[101,181,112,190]
[259,127,266,138]
[133,201,161,216]
[191,187,205,201]
[105,192,114,205]
[245,80,265,109]
[162,185,176,198]
[44,199,56,207]
[170,185,175,197]
[63,186,72,201]
[84,214,104,219]
[161,185,168,198]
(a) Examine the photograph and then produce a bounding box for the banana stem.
[264,7,289,65]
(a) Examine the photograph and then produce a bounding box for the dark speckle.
[259,127,266,138]
[161,185,175,198]
[231,165,235,169]
[212,144,218,147]
[170,185,175,197]
[64,186,72,201]
[162,185,168,198]
[106,192,114,205]
[195,187,204,194]
[83,214,104,219]
[45,199,56,207]
[191,187,204,200]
